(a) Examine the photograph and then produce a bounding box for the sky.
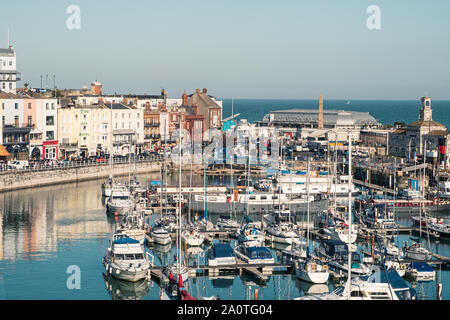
[1,0,450,100]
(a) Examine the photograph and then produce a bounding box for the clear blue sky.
[1,0,449,99]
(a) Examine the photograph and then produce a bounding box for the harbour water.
[0,171,449,300]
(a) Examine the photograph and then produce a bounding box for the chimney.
[182,93,188,106]
[192,105,198,115]
[318,94,324,129]
[195,88,200,93]
[202,88,207,94]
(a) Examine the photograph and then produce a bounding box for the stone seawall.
[0,160,173,193]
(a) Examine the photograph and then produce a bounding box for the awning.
[0,146,10,157]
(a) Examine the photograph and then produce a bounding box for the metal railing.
[0,154,165,174]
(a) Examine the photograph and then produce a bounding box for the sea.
[0,99,449,301]
[220,98,450,128]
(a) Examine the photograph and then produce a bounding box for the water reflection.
[103,273,150,300]
[295,278,330,296]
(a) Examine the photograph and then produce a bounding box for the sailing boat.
[164,117,189,283]
[295,156,330,284]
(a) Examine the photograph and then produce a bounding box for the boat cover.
[411,262,434,272]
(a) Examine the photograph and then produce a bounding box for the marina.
[0,164,449,300]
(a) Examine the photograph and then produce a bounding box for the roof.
[104,103,130,110]
[0,146,10,157]
[260,108,380,127]
[410,262,434,272]
[408,120,446,128]
[213,243,235,258]
[187,90,221,110]
[0,48,15,56]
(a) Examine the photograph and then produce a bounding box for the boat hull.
[296,270,330,284]
[103,261,149,282]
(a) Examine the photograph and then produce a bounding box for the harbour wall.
[0,161,201,193]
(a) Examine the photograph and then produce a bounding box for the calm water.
[0,171,449,300]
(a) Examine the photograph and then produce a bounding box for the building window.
[28,116,32,127]
[28,103,31,109]
[14,116,19,127]
[46,131,54,141]
[51,103,55,110]
[14,103,18,110]
[46,103,49,110]
[46,116,54,126]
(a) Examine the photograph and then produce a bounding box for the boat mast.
[177,115,182,273]
[346,130,353,296]
[306,155,310,248]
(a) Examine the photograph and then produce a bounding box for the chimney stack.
[182,93,188,105]
[202,88,207,94]
[318,94,324,129]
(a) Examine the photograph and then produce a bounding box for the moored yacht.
[315,240,372,276]
[234,245,275,264]
[295,258,330,284]
[295,269,417,300]
[102,233,150,282]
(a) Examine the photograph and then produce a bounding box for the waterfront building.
[186,88,222,139]
[0,46,20,94]
[143,102,161,150]
[1,92,29,159]
[23,93,59,160]
[388,96,449,165]
[257,97,380,141]
[58,101,144,158]
[105,103,144,155]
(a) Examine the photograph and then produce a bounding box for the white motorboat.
[182,229,205,246]
[216,215,241,231]
[375,237,404,259]
[150,227,172,245]
[106,187,135,216]
[207,243,237,266]
[406,262,436,281]
[322,222,358,244]
[234,245,275,264]
[236,220,265,247]
[116,211,146,244]
[266,223,301,244]
[403,242,432,261]
[295,269,417,300]
[315,240,372,276]
[295,258,330,284]
[102,233,150,282]
[281,239,308,262]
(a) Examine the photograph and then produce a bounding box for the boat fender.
[323,265,328,271]
[400,264,406,270]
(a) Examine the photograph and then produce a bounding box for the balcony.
[145,134,160,140]
[144,122,160,127]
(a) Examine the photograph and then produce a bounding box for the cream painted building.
[58,102,144,158]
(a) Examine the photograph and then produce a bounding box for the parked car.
[96,157,107,163]
[7,160,29,170]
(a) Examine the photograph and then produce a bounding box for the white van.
[7,160,29,170]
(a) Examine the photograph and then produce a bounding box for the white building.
[0,46,20,94]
